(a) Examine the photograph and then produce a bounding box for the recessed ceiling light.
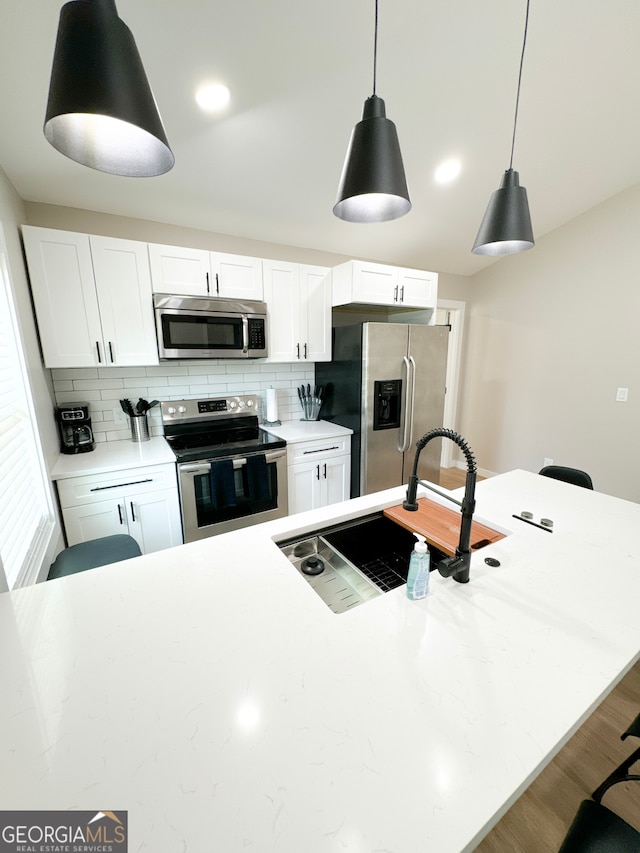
[434,158,461,184]
[195,83,231,113]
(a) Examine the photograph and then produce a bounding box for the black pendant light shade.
[333,94,411,223]
[44,0,174,177]
[472,0,534,256]
[472,168,534,255]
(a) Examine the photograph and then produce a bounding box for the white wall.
[458,183,640,502]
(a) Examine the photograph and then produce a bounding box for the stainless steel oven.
[162,396,287,542]
[154,293,268,359]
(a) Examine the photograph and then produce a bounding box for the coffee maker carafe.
[56,403,95,454]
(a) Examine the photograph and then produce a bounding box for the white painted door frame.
[435,299,466,469]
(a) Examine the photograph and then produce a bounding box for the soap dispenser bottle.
[406,533,430,600]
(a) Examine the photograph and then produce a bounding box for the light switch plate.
[616,387,629,403]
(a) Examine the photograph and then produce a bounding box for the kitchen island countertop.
[1,470,639,852]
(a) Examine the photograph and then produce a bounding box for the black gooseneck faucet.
[402,428,477,584]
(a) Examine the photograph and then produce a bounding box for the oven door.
[178,448,288,541]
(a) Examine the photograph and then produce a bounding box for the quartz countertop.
[261,418,352,443]
[50,436,176,480]
[2,470,639,852]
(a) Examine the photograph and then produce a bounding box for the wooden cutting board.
[384,497,505,556]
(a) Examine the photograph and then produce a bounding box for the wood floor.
[438,469,640,851]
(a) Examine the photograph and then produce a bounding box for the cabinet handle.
[96,341,102,363]
[296,343,300,359]
[316,465,320,480]
[206,272,210,294]
[215,273,220,294]
[130,501,136,522]
[108,341,114,363]
[399,285,404,302]
[394,285,398,302]
[90,479,153,492]
[117,504,124,525]
[304,343,308,359]
[302,446,339,455]
[323,463,327,479]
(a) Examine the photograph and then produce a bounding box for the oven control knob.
[178,406,187,414]
[246,399,254,407]
[237,400,245,409]
[228,400,237,409]
[167,406,176,415]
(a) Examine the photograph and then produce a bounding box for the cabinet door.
[288,460,323,515]
[352,261,398,305]
[263,260,301,361]
[212,252,263,300]
[397,268,438,309]
[323,456,350,506]
[90,236,158,366]
[148,243,212,295]
[127,488,183,553]
[22,226,103,368]
[62,500,127,546]
[301,265,331,362]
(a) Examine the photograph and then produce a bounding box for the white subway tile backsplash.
[51,361,315,442]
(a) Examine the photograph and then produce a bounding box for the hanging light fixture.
[44,0,174,177]
[333,0,411,223]
[472,0,534,255]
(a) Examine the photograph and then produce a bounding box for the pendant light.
[333,0,411,223]
[472,0,534,255]
[44,0,174,177]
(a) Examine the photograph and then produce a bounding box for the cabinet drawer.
[57,464,177,508]
[287,436,350,464]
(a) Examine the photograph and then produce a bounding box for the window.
[0,223,55,589]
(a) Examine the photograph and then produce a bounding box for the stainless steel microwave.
[153,294,268,359]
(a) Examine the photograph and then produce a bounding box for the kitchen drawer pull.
[96,341,102,363]
[302,446,340,455]
[108,341,114,362]
[130,501,136,522]
[316,465,320,480]
[117,503,124,525]
[215,273,220,295]
[90,478,154,492]
[323,463,327,478]
[206,271,210,293]
[296,342,300,359]
[304,343,308,359]
[399,285,404,302]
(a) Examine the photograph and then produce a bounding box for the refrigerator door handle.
[408,355,417,449]
[399,356,413,452]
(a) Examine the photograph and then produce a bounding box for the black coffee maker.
[56,403,95,454]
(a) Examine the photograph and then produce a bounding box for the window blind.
[0,225,54,589]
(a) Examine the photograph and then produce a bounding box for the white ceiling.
[2,0,640,276]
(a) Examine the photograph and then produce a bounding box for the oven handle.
[179,449,286,475]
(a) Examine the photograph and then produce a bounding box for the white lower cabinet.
[57,464,183,554]
[287,436,351,515]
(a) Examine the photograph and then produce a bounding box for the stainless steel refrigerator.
[315,322,448,497]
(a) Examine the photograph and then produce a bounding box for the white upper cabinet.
[148,244,211,296]
[22,226,158,368]
[262,261,331,362]
[148,243,263,300]
[331,260,437,310]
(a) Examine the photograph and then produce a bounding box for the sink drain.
[301,556,325,576]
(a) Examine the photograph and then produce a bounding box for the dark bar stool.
[47,534,142,580]
[558,712,640,851]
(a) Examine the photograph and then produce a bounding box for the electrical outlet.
[616,387,629,403]
[543,457,553,467]
[113,405,128,426]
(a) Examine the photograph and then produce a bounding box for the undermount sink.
[276,513,447,614]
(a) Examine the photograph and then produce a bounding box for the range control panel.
[161,396,260,424]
